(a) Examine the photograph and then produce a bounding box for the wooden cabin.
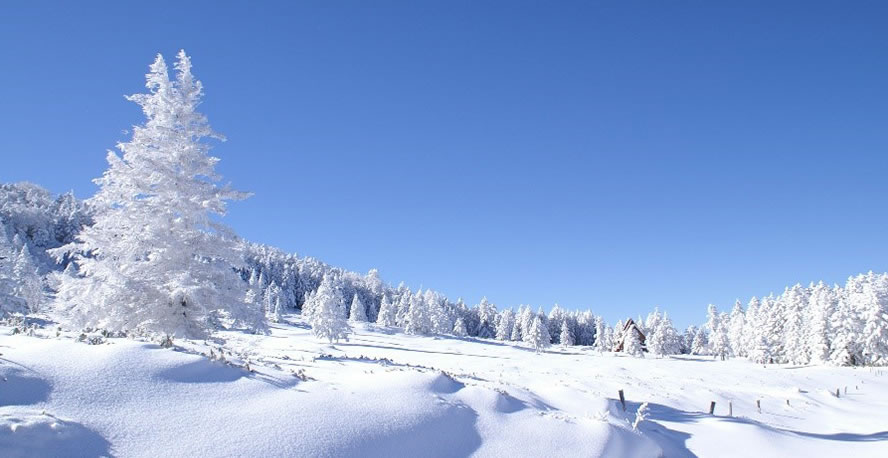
[614,318,646,352]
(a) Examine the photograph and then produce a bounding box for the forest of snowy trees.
[1,51,886,366]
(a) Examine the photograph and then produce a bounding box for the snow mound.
[0,411,111,458]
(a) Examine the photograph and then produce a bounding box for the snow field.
[1,317,886,457]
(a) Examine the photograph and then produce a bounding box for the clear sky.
[2,1,887,328]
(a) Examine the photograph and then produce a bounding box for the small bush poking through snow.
[633,402,650,431]
[158,334,174,349]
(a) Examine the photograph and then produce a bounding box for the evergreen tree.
[309,275,351,343]
[428,295,452,335]
[476,297,497,338]
[524,315,550,353]
[741,297,761,359]
[496,309,515,341]
[0,224,27,315]
[807,282,834,364]
[727,299,746,357]
[405,290,431,335]
[559,319,575,347]
[376,295,397,327]
[594,316,609,352]
[860,273,888,365]
[623,327,644,357]
[510,305,525,341]
[548,304,565,343]
[782,284,810,364]
[12,244,43,313]
[349,293,368,323]
[710,317,731,361]
[576,311,596,346]
[52,51,260,338]
[271,292,283,323]
[691,327,708,355]
[452,316,468,337]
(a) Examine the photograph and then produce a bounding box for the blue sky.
[2,1,887,327]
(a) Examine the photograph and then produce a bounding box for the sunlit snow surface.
[1,317,886,457]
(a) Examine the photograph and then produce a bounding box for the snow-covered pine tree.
[782,284,810,365]
[12,244,43,313]
[761,294,786,362]
[548,304,565,343]
[376,294,397,327]
[309,275,351,343]
[348,293,368,323]
[405,290,431,335]
[613,319,625,352]
[623,326,644,357]
[576,311,596,346]
[263,283,278,317]
[593,315,608,352]
[428,293,452,334]
[496,309,515,341]
[364,269,385,321]
[0,223,26,315]
[515,305,533,341]
[807,281,834,364]
[600,326,614,352]
[525,315,550,353]
[691,327,707,355]
[727,299,746,358]
[271,291,283,323]
[748,331,773,364]
[395,292,412,328]
[51,51,261,338]
[263,283,284,323]
[559,319,574,347]
[452,316,468,337]
[741,297,761,359]
[510,305,526,341]
[833,276,865,365]
[710,317,731,360]
[660,312,681,355]
[476,297,497,338]
[860,272,888,366]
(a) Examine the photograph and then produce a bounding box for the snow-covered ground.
[1,316,886,457]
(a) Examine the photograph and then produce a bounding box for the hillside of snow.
[2,316,886,457]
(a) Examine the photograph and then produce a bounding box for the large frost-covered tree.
[405,290,431,335]
[452,316,468,337]
[807,282,834,364]
[376,295,397,327]
[559,320,575,347]
[496,309,515,341]
[309,275,351,342]
[52,51,262,338]
[860,272,888,365]
[348,294,367,323]
[476,297,497,338]
[727,300,746,357]
[525,315,550,353]
[623,327,644,357]
[0,223,27,315]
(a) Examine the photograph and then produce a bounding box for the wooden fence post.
[709,401,716,415]
[836,388,840,398]
[728,401,733,417]
[618,389,626,412]
[756,399,761,413]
